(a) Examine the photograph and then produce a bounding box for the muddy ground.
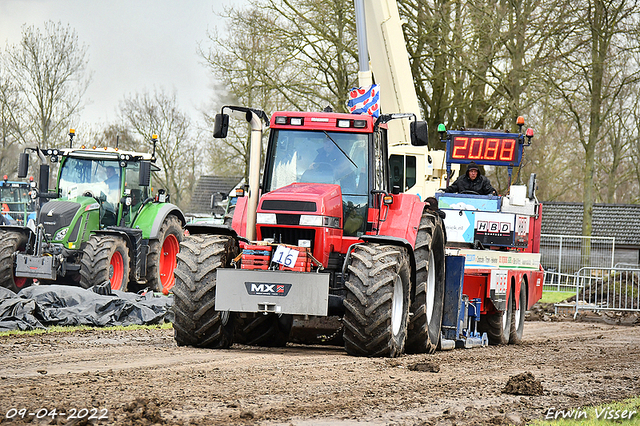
[1,315,640,425]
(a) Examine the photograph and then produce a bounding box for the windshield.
[59,158,122,206]
[266,129,369,196]
[0,187,29,206]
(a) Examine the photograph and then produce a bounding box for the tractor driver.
[306,138,354,186]
[444,162,497,195]
[104,166,121,191]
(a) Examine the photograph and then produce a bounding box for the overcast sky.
[0,0,240,127]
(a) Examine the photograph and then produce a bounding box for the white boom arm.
[354,0,454,197]
[356,0,420,146]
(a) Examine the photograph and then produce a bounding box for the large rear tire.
[79,235,130,291]
[509,278,527,345]
[0,231,29,293]
[343,243,410,357]
[172,234,238,348]
[480,290,513,345]
[234,313,293,347]
[147,215,183,294]
[406,212,446,354]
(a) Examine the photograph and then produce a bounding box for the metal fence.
[554,266,640,316]
[540,234,615,292]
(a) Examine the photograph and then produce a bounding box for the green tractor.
[0,131,185,294]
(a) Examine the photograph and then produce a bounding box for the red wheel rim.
[13,276,27,290]
[159,234,179,293]
[110,250,125,290]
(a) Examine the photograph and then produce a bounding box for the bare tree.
[118,89,199,209]
[2,21,90,149]
[201,0,359,180]
[546,0,640,236]
[594,94,636,203]
[0,68,25,177]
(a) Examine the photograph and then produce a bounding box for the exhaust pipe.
[245,110,263,242]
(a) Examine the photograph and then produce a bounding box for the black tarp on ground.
[0,284,174,332]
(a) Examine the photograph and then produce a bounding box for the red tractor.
[172,106,448,357]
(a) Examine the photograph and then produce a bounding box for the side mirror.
[18,153,29,178]
[410,121,428,146]
[213,113,230,138]
[139,161,151,187]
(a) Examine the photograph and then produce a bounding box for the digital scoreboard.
[445,131,524,167]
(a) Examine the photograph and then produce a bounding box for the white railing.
[554,266,640,316]
[541,234,615,292]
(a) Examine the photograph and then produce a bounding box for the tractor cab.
[55,151,155,228]
[261,113,374,238]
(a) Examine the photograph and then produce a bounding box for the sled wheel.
[406,211,446,354]
[147,215,183,293]
[80,235,130,291]
[234,313,293,347]
[0,231,29,293]
[480,287,513,345]
[343,243,410,357]
[510,278,527,345]
[172,234,238,348]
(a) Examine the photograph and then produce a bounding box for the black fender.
[94,227,147,279]
[185,223,241,240]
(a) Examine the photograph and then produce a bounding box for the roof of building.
[541,202,640,246]
[188,175,243,215]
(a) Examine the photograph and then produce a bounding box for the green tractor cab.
[0,133,185,294]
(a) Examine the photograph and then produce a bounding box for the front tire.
[79,235,130,291]
[343,243,410,357]
[406,212,446,354]
[0,231,29,293]
[172,234,238,348]
[509,279,527,345]
[147,215,183,294]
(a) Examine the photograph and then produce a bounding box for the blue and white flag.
[347,84,380,118]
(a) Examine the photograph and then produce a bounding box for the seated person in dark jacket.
[444,162,497,195]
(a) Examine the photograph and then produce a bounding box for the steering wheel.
[311,162,333,173]
[301,162,335,183]
[83,190,107,203]
[83,190,99,201]
[461,190,480,195]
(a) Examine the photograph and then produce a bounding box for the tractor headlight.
[299,215,323,227]
[299,215,341,228]
[54,228,69,241]
[256,213,277,224]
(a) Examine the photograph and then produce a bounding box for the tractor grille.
[40,201,81,237]
[261,200,317,212]
[259,226,316,248]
